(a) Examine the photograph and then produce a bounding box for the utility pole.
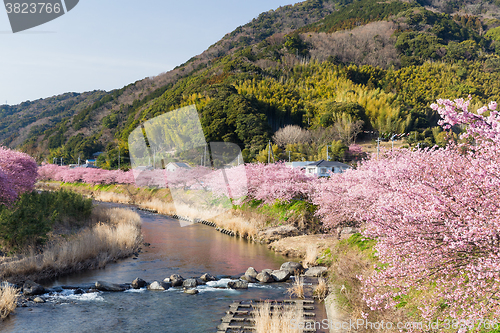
[376,137,381,159]
[268,140,271,164]
[53,157,56,164]
[78,155,81,166]
[326,145,331,161]
[288,151,291,162]
[60,157,63,166]
[152,148,156,169]
[204,145,207,167]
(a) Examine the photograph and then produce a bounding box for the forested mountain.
[3,0,500,167]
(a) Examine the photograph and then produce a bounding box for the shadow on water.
[3,202,297,333]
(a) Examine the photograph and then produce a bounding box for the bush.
[0,190,92,250]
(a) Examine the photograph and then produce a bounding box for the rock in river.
[147,281,171,291]
[280,262,305,275]
[227,280,248,289]
[23,281,46,296]
[182,279,198,289]
[256,271,274,283]
[245,267,258,279]
[271,270,291,282]
[240,275,257,283]
[304,266,328,277]
[199,273,216,282]
[184,288,199,295]
[131,278,147,289]
[170,274,184,287]
[95,281,126,292]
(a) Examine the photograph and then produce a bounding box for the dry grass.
[212,210,263,239]
[253,301,304,333]
[287,276,305,299]
[269,234,337,258]
[140,198,263,239]
[93,191,131,204]
[37,182,265,240]
[304,245,319,268]
[0,207,142,283]
[0,285,19,320]
[313,277,328,302]
[139,198,176,215]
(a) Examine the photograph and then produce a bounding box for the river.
[1,202,298,332]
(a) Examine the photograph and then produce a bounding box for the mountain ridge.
[3,0,500,166]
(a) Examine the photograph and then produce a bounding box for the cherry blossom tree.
[0,146,37,205]
[357,97,500,323]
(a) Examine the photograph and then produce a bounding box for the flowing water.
[1,202,299,333]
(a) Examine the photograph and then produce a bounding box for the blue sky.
[0,0,301,105]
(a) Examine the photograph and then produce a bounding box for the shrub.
[0,190,92,250]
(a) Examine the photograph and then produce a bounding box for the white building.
[304,160,351,177]
[165,162,191,172]
[285,161,316,169]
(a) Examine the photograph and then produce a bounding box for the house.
[304,160,351,177]
[85,159,96,166]
[285,161,316,169]
[165,162,191,172]
[80,163,98,169]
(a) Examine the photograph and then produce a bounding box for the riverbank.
[36,181,323,243]
[35,181,376,331]
[1,206,142,285]
[0,204,142,322]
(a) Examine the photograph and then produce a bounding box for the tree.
[272,125,311,147]
[0,146,37,206]
[332,113,364,146]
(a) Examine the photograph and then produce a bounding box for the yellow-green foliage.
[486,26,500,41]
[235,62,403,132]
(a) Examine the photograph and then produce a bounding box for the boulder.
[262,269,273,275]
[199,273,216,282]
[74,288,85,295]
[163,278,170,283]
[304,266,328,277]
[131,278,147,289]
[23,281,46,296]
[170,274,184,287]
[256,271,274,283]
[50,286,64,293]
[147,281,171,291]
[280,262,305,275]
[95,281,126,292]
[240,275,257,283]
[182,279,198,289]
[227,280,248,289]
[184,288,199,295]
[244,267,258,279]
[33,297,45,303]
[271,270,291,282]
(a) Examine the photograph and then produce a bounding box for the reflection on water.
[2,203,291,333]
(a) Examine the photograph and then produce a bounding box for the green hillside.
[3,0,500,167]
